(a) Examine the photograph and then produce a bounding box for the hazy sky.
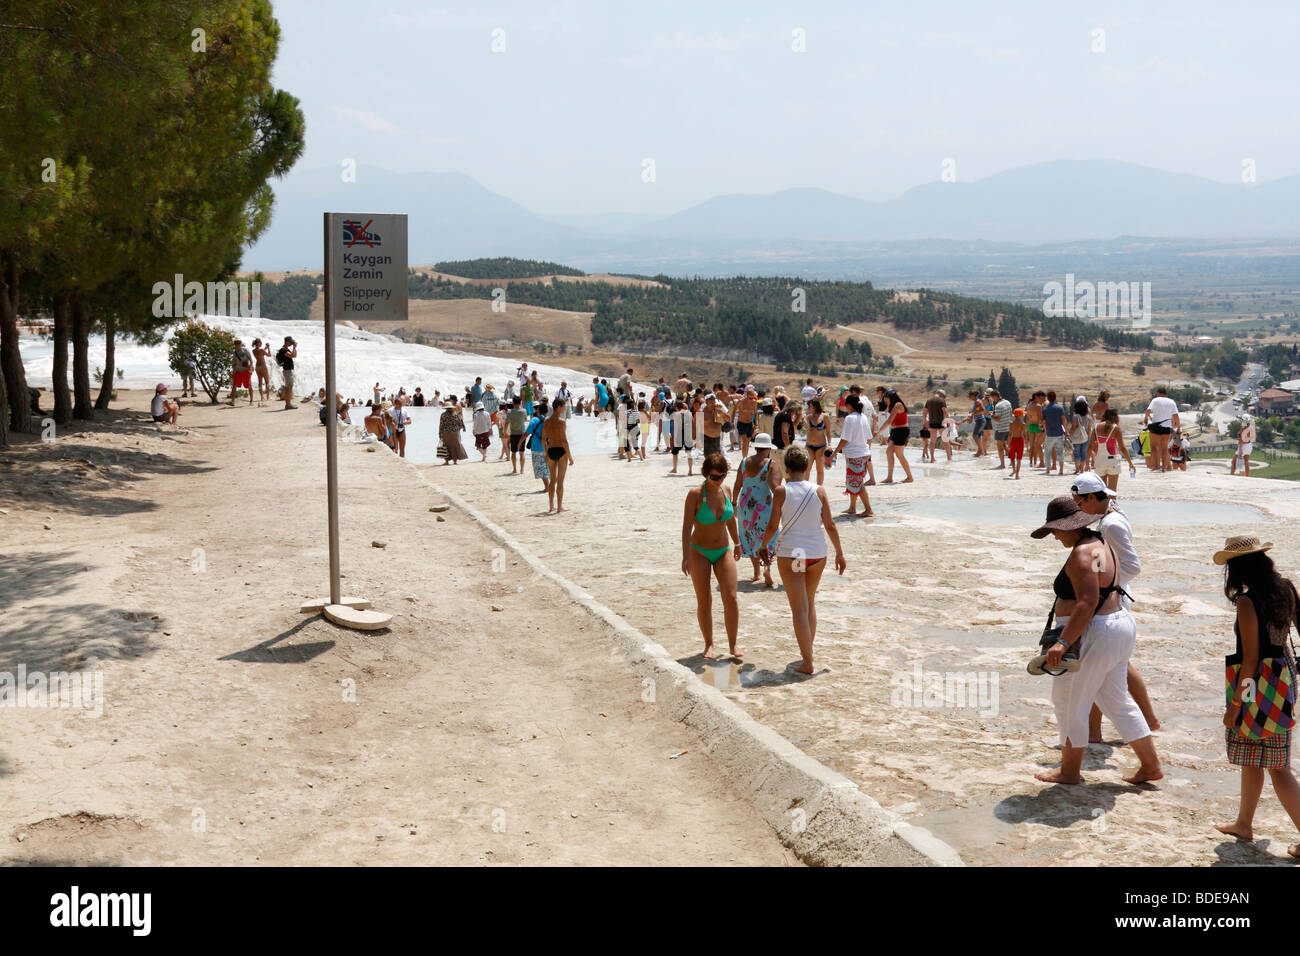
[271,0,1300,214]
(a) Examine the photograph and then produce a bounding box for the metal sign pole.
[323,211,341,606]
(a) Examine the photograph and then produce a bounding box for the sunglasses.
[704,472,725,481]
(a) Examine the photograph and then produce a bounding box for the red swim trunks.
[233,369,252,389]
[1008,436,1025,460]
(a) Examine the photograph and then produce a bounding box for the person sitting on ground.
[1169,429,1187,470]
[319,392,349,427]
[151,383,179,425]
[364,402,386,444]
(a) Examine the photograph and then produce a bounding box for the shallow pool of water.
[874,497,1265,528]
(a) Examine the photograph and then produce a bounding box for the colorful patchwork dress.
[736,458,775,557]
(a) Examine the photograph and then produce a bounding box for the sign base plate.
[323,604,393,631]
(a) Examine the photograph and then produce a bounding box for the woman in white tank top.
[759,446,847,674]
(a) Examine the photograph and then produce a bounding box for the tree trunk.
[0,347,8,447]
[72,295,93,420]
[0,252,32,434]
[52,293,72,424]
[95,314,115,410]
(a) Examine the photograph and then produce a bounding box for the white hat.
[475,402,484,410]
[705,392,717,401]
[1070,472,1117,498]
[752,432,774,449]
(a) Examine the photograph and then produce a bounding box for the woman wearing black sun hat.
[1028,496,1162,786]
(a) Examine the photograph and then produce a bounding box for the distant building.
[1256,388,1296,414]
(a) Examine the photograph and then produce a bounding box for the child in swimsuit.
[1008,408,1027,479]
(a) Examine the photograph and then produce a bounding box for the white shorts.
[1238,443,1253,457]
[1094,454,1122,477]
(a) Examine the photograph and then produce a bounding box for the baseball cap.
[1013,407,1024,416]
[1071,472,1118,498]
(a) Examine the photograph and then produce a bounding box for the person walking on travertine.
[759,446,846,676]
[827,393,875,516]
[1212,536,1300,859]
[734,432,781,588]
[1028,496,1162,786]
[682,452,742,661]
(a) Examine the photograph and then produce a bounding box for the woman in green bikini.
[682,452,743,660]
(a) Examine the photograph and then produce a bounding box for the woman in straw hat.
[733,432,781,588]
[438,397,468,464]
[1212,536,1300,857]
[1030,496,1163,785]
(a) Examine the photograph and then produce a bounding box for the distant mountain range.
[244,160,1299,274]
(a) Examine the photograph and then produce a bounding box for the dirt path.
[0,403,796,866]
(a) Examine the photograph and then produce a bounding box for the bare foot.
[1124,766,1163,784]
[863,510,874,517]
[1034,769,1084,785]
[840,509,858,516]
[702,645,716,660]
[1214,822,1253,841]
[750,572,761,582]
[764,574,774,588]
[730,646,744,660]
[556,507,566,513]
[901,477,914,483]
[864,479,876,486]
[794,662,815,675]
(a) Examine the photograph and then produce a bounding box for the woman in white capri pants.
[1030,496,1164,785]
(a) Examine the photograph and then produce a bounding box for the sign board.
[325,212,408,321]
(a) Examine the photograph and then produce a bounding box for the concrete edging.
[406,458,962,867]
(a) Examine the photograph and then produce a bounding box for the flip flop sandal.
[1027,653,1081,677]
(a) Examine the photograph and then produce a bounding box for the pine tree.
[997,367,1020,408]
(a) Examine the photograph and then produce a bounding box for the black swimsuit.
[1053,530,1127,613]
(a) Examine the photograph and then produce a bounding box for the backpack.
[275,346,287,368]
[526,417,545,452]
